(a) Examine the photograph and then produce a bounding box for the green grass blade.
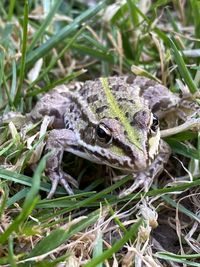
[169,37,198,93]
[8,236,17,267]
[25,0,109,67]
[27,68,86,97]
[155,252,200,266]
[166,138,199,159]
[27,27,85,92]
[28,209,100,257]
[10,59,17,103]
[0,153,49,244]
[92,231,103,267]
[84,219,143,267]
[189,0,200,42]
[6,188,29,207]
[161,194,200,223]
[14,0,29,106]
[126,0,139,27]
[0,182,9,219]
[7,0,16,21]
[28,0,62,52]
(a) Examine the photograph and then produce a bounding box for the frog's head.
[79,77,161,172]
[91,110,160,172]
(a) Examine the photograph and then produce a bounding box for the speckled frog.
[30,75,198,198]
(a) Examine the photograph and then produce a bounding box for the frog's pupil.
[96,125,111,143]
[151,114,159,132]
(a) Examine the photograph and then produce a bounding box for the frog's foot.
[119,140,170,198]
[47,169,76,199]
[119,173,153,198]
[45,129,79,198]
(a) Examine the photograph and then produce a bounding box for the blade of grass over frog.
[36,175,132,219]
[28,0,62,52]
[6,188,29,208]
[26,69,87,97]
[27,26,85,92]
[169,37,198,93]
[14,0,28,106]
[25,0,109,67]
[155,252,200,266]
[28,209,100,257]
[38,178,200,211]
[0,153,49,244]
[84,219,143,267]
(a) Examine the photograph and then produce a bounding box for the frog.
[30,75,198,198]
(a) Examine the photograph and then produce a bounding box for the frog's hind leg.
[119,141,170,197]
[45,129,78,198]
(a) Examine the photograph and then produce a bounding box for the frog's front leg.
[119,141,170,197]
[45,129,78,198]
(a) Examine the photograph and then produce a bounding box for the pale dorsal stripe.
[100,77,142,150]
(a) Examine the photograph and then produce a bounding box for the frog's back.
[31,75,170,132]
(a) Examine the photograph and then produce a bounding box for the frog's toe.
[47,172,60,199]
[47,170,75,198]
[119,172,154,198]
[119,173,146,198]
[59,173,75,196]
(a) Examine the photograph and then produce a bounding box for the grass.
[0,0,200,266]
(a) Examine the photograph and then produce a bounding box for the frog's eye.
[150,114,159,133]
[96,123,112,145]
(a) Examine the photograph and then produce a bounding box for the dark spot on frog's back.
[118,97,135,104]
[131,110,149,128]
[79,85,89,97]
[126,75,137,84]
[87,94,98,103]
[69,105,74,112]
[141,79,157,91]
[96,105,108,113]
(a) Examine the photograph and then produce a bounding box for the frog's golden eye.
[96,123,112,145]
[150,114,159,133]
